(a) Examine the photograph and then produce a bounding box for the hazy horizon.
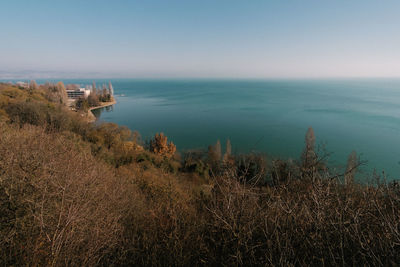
[3,75,400,81]
[1,0,400,79]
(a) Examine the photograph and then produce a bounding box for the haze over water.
[2,1,400,182]
[87,78,400,181]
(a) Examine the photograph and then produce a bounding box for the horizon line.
[2,76,400,81]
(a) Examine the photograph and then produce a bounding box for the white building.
[16,81,28,88]
[66,88,91,99]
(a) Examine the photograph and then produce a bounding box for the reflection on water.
[91,105,114,119]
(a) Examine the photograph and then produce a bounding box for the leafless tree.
[301,127,317,177]
[345,151,357,185]
[29,80,38,91]
[108,81,114,95]
[56,81,68,105]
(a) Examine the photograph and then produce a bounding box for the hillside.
[0,83,399,266]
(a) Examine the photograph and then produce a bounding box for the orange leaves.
[150,133,176,157]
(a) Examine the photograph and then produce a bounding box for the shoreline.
[87,99,117,122]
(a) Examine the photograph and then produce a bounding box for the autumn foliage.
[149,132,176,157]
[0,83,399,266]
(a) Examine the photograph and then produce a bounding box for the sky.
[1,0,400,79]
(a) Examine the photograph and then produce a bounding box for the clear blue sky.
[1,0,399,78]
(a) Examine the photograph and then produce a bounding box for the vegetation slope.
[0,82,399,266]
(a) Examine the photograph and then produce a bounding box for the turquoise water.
[7,78,400,180]
[91,78,400,180]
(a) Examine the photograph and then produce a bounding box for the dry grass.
[1,84,400,266]
[0,124,123,266]
[205,175,400,266]
[2,123,399,266]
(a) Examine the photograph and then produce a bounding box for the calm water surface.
[20,78,400,180]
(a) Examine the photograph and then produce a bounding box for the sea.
[5,78,400,181]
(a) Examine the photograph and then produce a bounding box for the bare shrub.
[42,82,69,105]
[5,101,48,127]
[0,124,123,266]
[235,153,267,184]
[345,150,358,185]
[205,172,400,266]
[301,127,317,177]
